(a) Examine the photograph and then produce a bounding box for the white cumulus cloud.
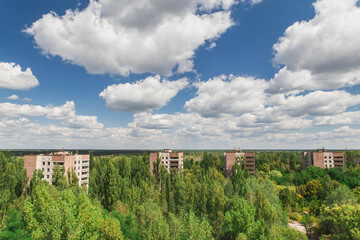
[0,101,103,129]
[6,94,19,100]
[275,90,360,117]
[99,75,188,112]
[0,101,75,119]
[25,0,235,76]
[269,0,360,93]
[0,62,39,90]
[184,75,268,117]
[64,115,104,129]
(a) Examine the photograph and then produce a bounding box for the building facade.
[150,149,183,174]
[302,149,345,170]
[24,151,90,187]
[224,150,255,177]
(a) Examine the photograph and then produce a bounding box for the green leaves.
[22,184,124,240]
[52,164,68,190]
[317,204,360,239]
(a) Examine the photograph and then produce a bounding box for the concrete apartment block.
[24,151,90,187]
[302,149,344,170]
[150,149,183,174]
[224,150,255,177]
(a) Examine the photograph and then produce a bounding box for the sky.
[1,0,360,149]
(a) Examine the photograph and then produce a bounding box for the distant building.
[150,149,183,174]
[224,150,255,177]
[24,151,90,187]
[302,149,344,170]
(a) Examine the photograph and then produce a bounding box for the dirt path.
[288,220,306,234]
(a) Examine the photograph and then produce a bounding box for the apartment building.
[24,151,90,187]
[224,150,255,177]
[302,149,344,170]
[150,149,183,174]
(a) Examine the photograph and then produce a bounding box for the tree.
[279,187,296,210]
[324,185,357,207]
[0,152,28,225]
[301,214,314,237]
[103,161,121,210]
[184,211,213,240]
[23,183,124,239]
[67,168,79,187]
[52,164,68,190]
[222,196,264,240]
[137,200,170,240]
[317,204,360,239]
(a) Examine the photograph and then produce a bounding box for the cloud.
[25,0,235,76]
[0,101,74,119]
[0,101,103,129]
[5,95,32,102]
[0,62,39,90]
[269,0,360,93]
[6,94,19,100]
[241,0,263,5]
[207,42,217,50]
[184,75,268,117]
[64,115,104,129]
[275,90,360,117]
[99,75,188,112]
[313,111,360,126]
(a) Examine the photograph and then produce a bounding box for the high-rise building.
[24,151,90,187]
[150,149,183,174]
[224,150,255,177]
[302,149,344,170]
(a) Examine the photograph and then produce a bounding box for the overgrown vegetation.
[1,150,359,239]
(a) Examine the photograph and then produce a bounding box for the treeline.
[87,152,306,239]
[1,150,359,239]
[255,151,360,239]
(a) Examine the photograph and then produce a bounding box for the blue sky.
[0,0,360,149]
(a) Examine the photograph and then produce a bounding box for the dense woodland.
[0,150,360,239]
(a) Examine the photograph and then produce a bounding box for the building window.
[42,168,44,171]
[47,175,49,179]
[47,168,50,172]
[43,162,45,165]
[48,162,50,166]
[74,161,76,164]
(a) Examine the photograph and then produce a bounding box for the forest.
[0,150,360,239]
